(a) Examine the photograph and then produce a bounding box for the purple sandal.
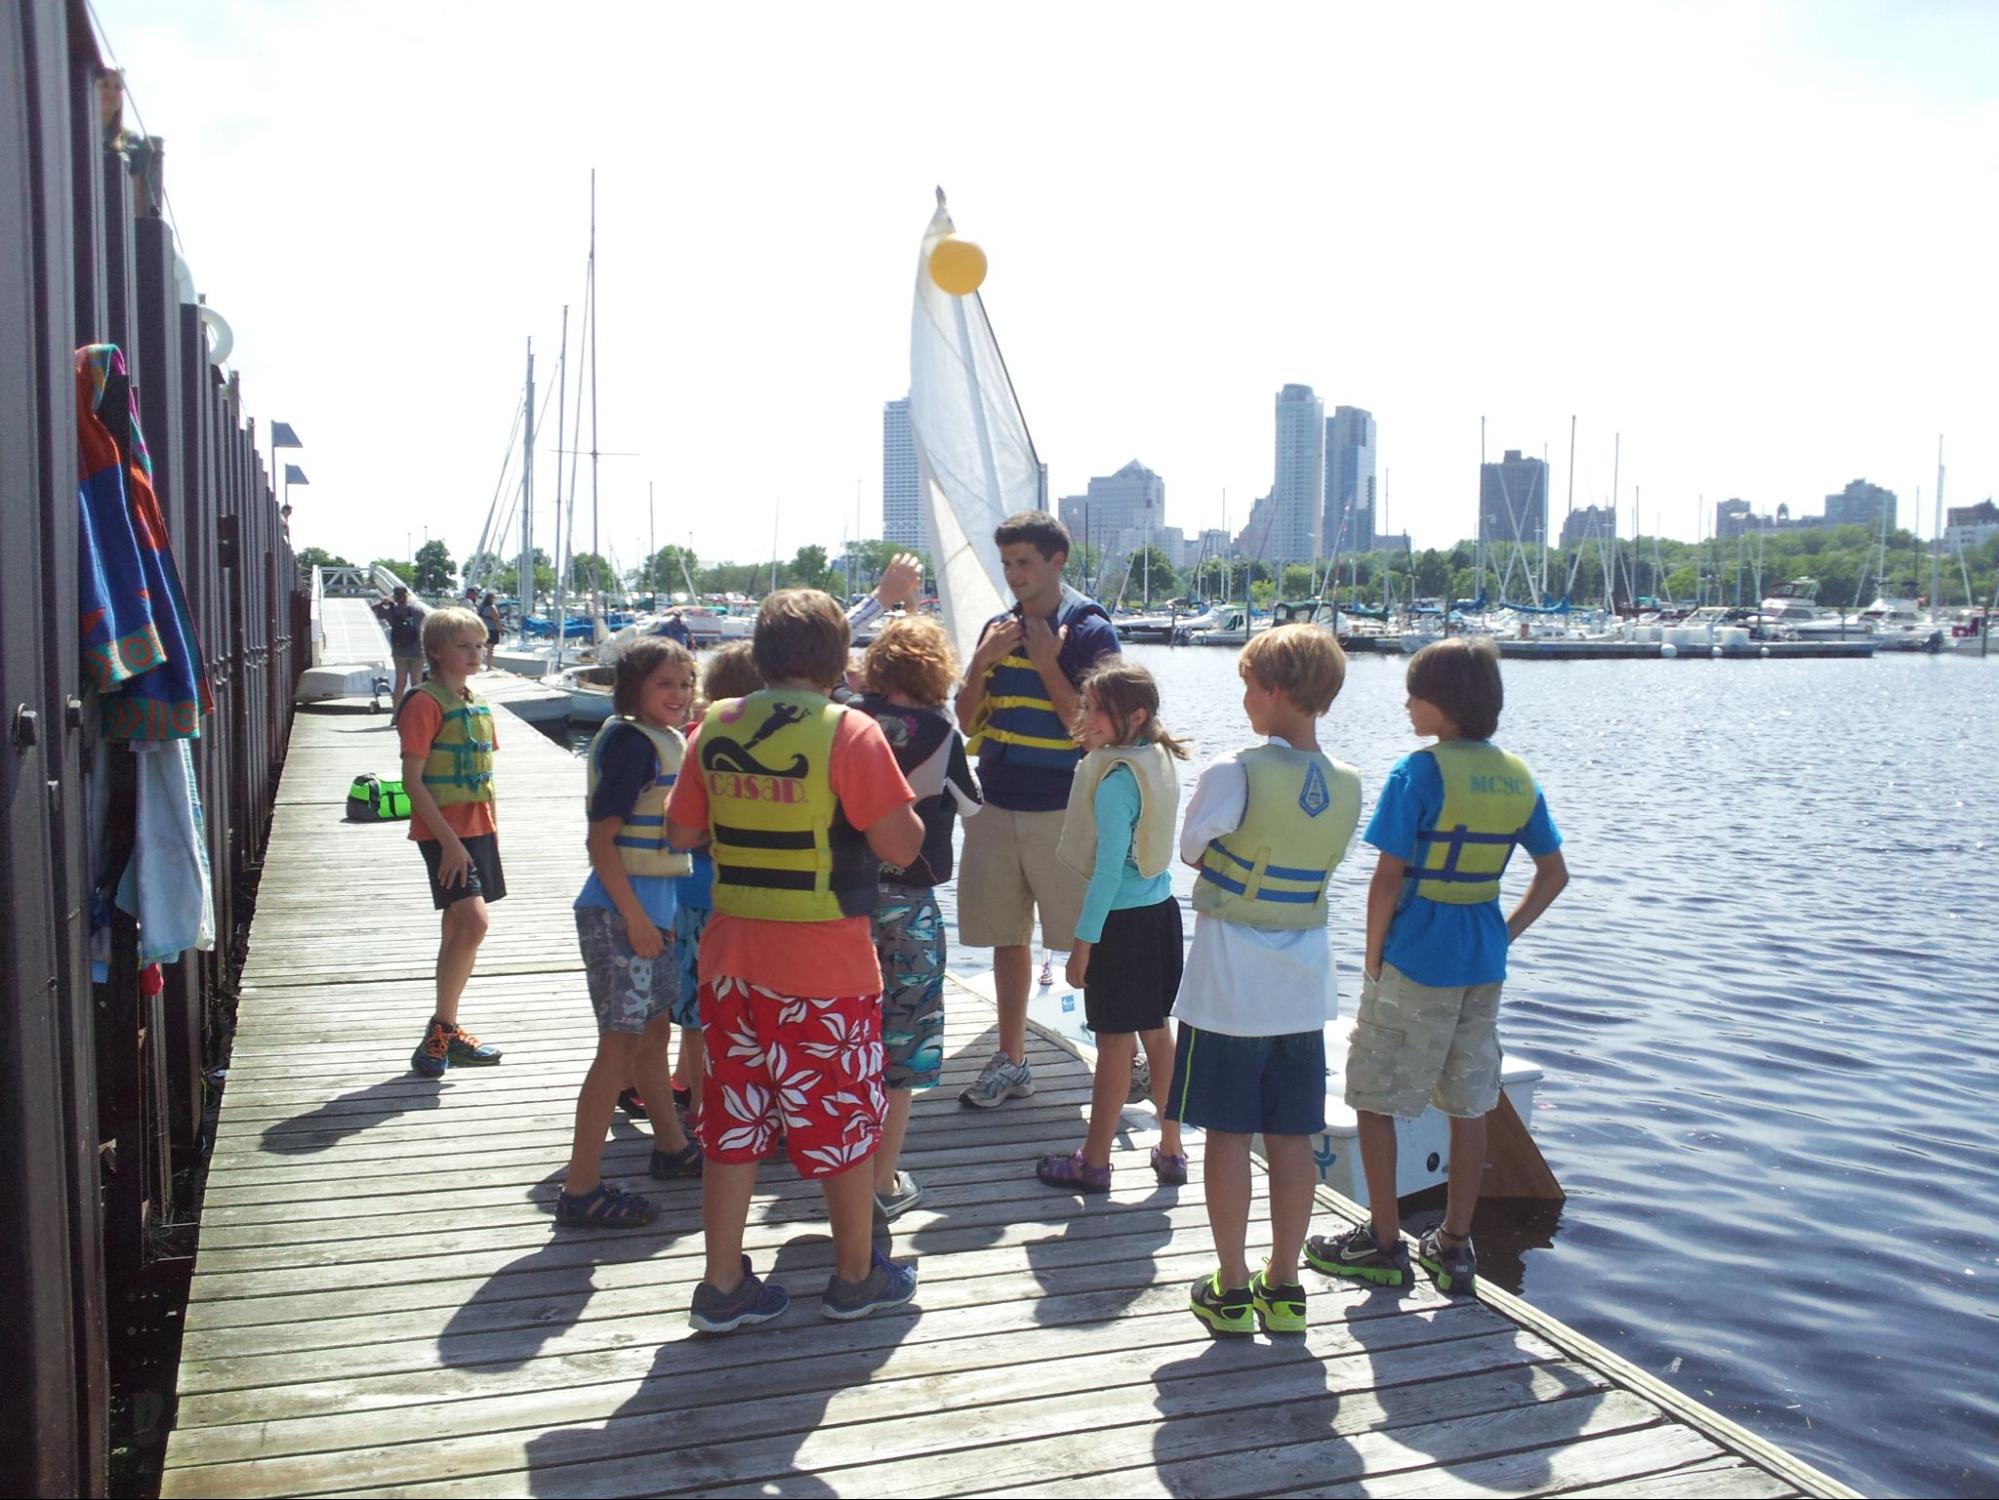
[1151,1147,1189,1185]
[1036,1150,1113,1193]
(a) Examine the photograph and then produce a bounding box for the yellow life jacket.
[1408,741,1539,904]
[415,681,495,807]
[585,717,692,879]
[1193,743,1361,930]
[698,688,878,922]
[1055,743,1179,880]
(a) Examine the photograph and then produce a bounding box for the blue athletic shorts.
[1166,1024,1327,1137]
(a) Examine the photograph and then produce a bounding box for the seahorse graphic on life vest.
[701,701,809,780]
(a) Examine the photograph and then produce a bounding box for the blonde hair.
[1239,625,1347,715]
[863,616,957,707]
[1076,660,1190,760]
[421,605,485,667]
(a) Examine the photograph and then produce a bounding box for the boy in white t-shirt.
[1168,626,1362,1337]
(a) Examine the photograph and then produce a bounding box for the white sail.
[908,191,1033,668]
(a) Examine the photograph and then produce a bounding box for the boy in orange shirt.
[399,606,506,1078]
[667,590,925,1332]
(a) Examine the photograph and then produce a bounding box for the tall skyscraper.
[1823,479,1896,532]
[1271,384,1325,565]
[1324,405,1377,553]
[881,397,925,550]
[1480,449,1549,549]
[1561,504,1617,550]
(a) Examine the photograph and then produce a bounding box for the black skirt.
[1083,896,1184,1035]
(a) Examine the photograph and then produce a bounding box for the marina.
[158,694,1851,1499]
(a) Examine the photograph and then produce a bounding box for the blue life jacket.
[970,588,1112,774]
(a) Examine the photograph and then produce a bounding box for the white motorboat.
[1189,606,1268,647]
[1849,596,1942,652]
[549,662,616,724]
[1753,578,1872,641]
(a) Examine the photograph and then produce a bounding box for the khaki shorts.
[1344,960,1503,1120]
[956,805,1085,951]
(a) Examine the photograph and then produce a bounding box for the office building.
[1057,460,1167,572]
[1324,405,1377,553]
[1479,449,1549,548]
[881,397,925,550]
[1823,479,1896,532]
[1715,498,1754,540]
[1234,491,1277,563]
[1945,499,1999,552]
[1271,384,1325,565]
[1561,504,1617,550]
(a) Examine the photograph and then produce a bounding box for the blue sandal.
[556,1181,656,1228]
[650,1139,705,1179]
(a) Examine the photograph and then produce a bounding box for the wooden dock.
[159,701,1853,1498]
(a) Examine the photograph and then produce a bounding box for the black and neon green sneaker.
[1304,1223,1412,1289]
[1250,1265,1307,1334]
[1189,1271,1255,1336]
[1417,1226,1477,1294]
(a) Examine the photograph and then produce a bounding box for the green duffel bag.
[345,773,412,822]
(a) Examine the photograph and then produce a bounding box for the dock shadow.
[1147,1337,1348,1494]
[256,1075,443,1154]
[518,1214,917,1496]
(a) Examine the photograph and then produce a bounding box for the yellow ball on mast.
[929,236,988,296]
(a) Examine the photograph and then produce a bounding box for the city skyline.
[89,2,1998,572]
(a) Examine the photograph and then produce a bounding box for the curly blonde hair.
[863,616,957,707]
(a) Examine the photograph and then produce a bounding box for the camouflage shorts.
[872,888,946,1090]
[575,905,677,1036]
[1343,960,1503,1120]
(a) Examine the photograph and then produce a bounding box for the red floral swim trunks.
[698,976,887,1179]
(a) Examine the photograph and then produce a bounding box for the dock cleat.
[1304,1222,1413,1290]
[1417,1225,1478,1295]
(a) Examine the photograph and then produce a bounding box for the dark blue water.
[572,648,1999,1495]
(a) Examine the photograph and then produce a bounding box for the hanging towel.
[77,345,213,740]
[116,739,217,966]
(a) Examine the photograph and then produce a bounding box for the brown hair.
[421,605,485,667]
[863,615,957,707]
[993,510,1072,562]
[613,636,696,720]
[1076,660,1191,760]
[700,640,764,705]
[1239,625,1347,715]
[1405,635,1504,740]
[751,588,849,690]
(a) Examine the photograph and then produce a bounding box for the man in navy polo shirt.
[953,512,1120,1107]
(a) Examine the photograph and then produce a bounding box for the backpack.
[346,773,412,822]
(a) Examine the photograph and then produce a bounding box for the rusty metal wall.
[1,1,304,1490]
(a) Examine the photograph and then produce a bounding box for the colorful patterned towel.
[77,345,212,739]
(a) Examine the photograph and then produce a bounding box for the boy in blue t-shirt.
[1306,636,1568,1295]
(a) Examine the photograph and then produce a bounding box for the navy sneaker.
[1304,1222,1413,1289]
[688,1261,789,1334]
[444,1023,502,1066]
[1417,1225,1478,1294]
[411,1019,451,1078]
[822,1249,918,1320]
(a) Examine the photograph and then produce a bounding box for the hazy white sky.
[92,0,1998,573]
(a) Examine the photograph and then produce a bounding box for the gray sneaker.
[958,1050,1035,1109]
[873,1169,923,1222]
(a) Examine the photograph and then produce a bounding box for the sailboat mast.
[520,339,534,628]
[588,169,601,618]
[648,481,656,606]
[1931,435,1945,608]
[551,304,570,666]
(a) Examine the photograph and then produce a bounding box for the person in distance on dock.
[372,585,426,725]
[1306,636,1567,1296]
[953,513,1119,1110]
[850,616,984,1221]
[666,590,926,1333]
[1036,662,1189,1196]
[1171,628,1363,1337]
[557,637,706,1228]
[399,607,508,1079]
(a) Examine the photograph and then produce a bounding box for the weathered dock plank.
[160,702,1853,1498]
